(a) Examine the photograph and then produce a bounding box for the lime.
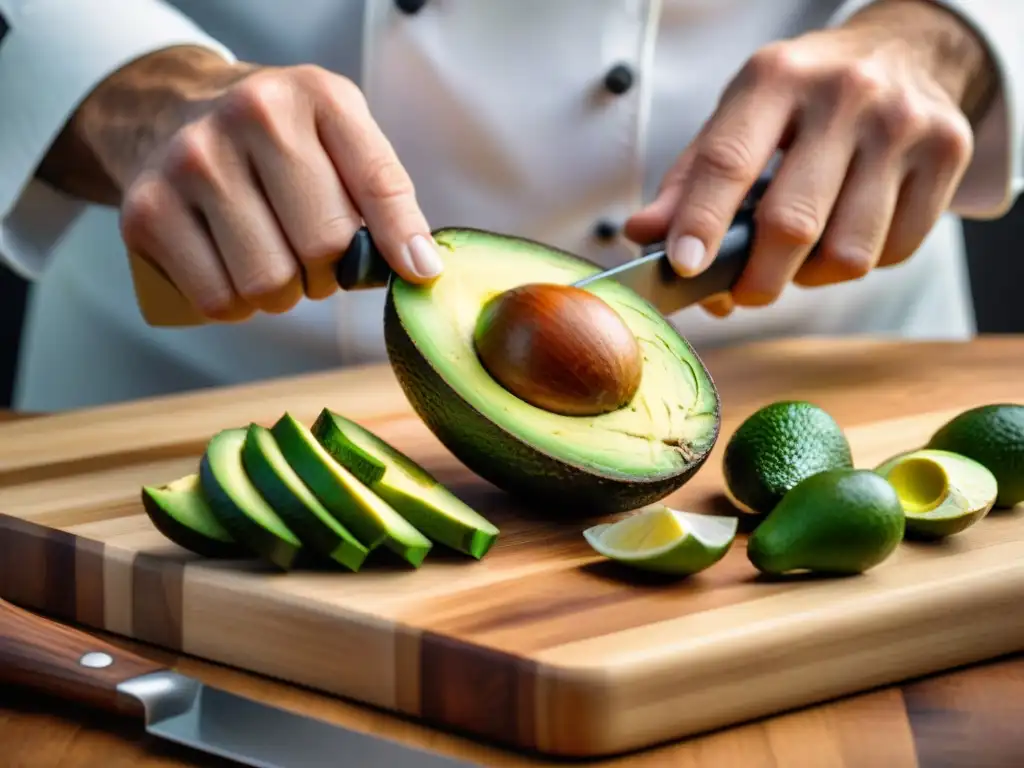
[583,506,738,575]
[875,448,997,539]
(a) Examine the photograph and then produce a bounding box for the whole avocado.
[723,400,854,516]
[926,404,1024,507]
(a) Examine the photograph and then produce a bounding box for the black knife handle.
[335,227,393,291]
[334,170,776,293]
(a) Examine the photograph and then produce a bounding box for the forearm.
[36,45,254,207]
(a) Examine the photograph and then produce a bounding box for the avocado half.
[383,228,721,515]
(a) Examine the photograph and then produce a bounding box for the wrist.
[840,0,998,123]
[37,46,255,205]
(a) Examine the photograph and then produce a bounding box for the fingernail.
[404,234,444,279]
[669,235,706,275]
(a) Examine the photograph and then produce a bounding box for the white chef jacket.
[0,0,1021,412]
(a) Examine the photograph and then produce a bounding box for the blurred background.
[2,202,1022,409]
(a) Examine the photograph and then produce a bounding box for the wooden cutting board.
[1,336,1023,759]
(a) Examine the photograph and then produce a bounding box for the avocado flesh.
[384,228,721,515]
[875,448,997,539]
[270,413,433,567]
[199,428,303,571]
[141,473,247,559]
[241,424,371,571]
[311,408,500,559]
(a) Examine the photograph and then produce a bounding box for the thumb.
[623,146,695,245]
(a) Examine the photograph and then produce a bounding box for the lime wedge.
[583,506,738,575]
[875,448,997,539]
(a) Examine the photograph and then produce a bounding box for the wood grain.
[2,336,1024,766]
[0,598,164,718]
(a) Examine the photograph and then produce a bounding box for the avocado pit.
[471,282,643,417]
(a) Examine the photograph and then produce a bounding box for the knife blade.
[0,596,478,767]
[334,173,774,316]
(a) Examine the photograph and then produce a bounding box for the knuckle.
[360,154,415,202]
[819,242,874,280]
[695,135,756,183]
[741,44,801,85]
[869,95,929,146]
[927,113,974,164]
[295,214,361,265]
[119,177,167,245]
[197,290,240,319]
[236,260,299,303]
[221,75,293,129]
[833,60,888,105]
[757,198,823,247]
[164,123,219,183]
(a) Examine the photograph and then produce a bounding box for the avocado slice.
[311,408,500,559]
[141,473,248,559]
[270,413,433,567]
[875,448,998,539]
[199,427,303,571]
[383,228,721,515]
[241,423,371,571]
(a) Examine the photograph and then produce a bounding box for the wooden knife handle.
[0,597,167,718]
[128,228,390,328]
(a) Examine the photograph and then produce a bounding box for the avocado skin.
[383,282,720,516]
[926,403,1024,508]
[724,401,854,516]
[141,478,248,560]
[747,468,905,576]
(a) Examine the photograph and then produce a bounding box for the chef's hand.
[46,48,442,322]
[624,0,996,318]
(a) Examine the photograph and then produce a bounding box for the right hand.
[119,62,443,322]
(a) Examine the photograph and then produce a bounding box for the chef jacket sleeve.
[0,0,235,281]
[829,0,1024,220]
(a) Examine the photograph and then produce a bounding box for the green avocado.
[311,408,500,559]
[747,468,905,576]
[270,413,433,567]
[723,400,854,516]
[382,228,721,515]
[241,423,371,571]
[141,473,248,559]
[925,403,1024,508]
[199,428,303,571]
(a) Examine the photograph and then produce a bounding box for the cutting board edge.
[4,510,1024,758]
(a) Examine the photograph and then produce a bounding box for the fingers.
[663,56,797,278]
[161,119,305,315]
[312,73,443,284]
[730,94,859,305]
[220,72,364,302]
[878,115,973,268]
[120,174,254,323]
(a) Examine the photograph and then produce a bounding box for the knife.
[333,173,774,316]
[126,174,773,326]
[0,596,478,767]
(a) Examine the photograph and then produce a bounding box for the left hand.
[624,0,995,317]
